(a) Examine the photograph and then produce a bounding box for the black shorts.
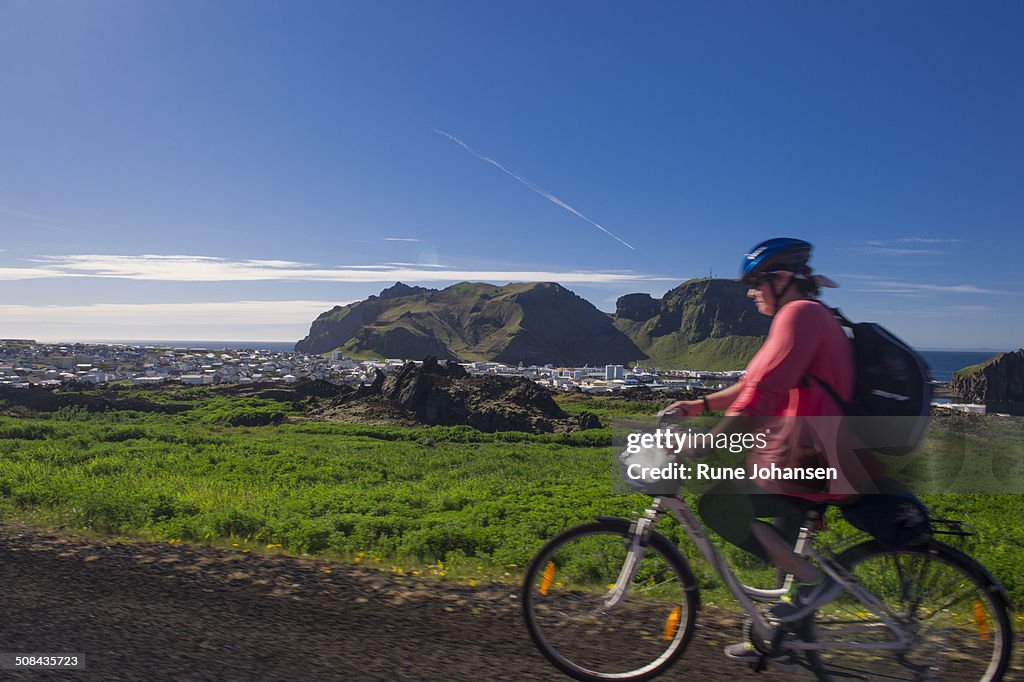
[697,478,818,563]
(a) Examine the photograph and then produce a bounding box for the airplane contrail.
[434,129,635,250]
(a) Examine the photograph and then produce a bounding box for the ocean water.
[101,340,298,353]
[919,350,1003,382]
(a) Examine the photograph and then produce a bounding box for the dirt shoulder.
[0,524,799,681]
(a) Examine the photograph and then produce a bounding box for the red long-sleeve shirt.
[731,299,853,417]
[730,299,872,498]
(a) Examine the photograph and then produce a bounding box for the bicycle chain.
[741,617,776,656]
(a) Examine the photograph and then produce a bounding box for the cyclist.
[664,237,873,669]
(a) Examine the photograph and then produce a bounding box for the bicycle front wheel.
[805,540,1013,681]
[522,519,698,682]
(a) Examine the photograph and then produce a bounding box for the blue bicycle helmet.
[740,237,812,285]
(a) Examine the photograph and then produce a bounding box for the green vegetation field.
[1,391,1022,608]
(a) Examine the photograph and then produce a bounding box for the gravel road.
[1,525,1015,681]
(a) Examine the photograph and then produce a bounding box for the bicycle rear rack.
[929,518,977,551]
[929,519,976,537]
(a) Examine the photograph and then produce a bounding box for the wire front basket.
[617,444,682,496]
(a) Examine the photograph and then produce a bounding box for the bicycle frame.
[621,494,916,652]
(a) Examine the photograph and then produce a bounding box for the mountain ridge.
[295,279,768,369]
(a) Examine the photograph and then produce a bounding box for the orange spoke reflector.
[539,562,555,596]
[973,601,990,641]
[663,607,681,641]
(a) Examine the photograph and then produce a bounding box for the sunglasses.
[746,270,798,288]
[746,273,777,288]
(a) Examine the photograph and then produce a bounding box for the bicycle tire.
[804,540,1013,681]
[521,518,699,682]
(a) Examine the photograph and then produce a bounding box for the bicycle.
[521,460,1013,680]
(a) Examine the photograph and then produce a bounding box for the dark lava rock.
[0,385,192,415]
[315,357,599,433]
[213,379,351,404]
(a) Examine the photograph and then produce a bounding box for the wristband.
[702,396,711,413]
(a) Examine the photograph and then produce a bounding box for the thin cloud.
[942,304,997,312]
[0,205,90,233]
[0,266,66,280]
[852,237,967,256]
[852,278,1013,295]
[866,238,965,245]
[859,308,960,319]
[857,304,996,319]
[434,129,635,250]
[245,259,307,267]
[854,246,948,256]
[0,300,349,343]
[12,254,674,284]
[382,237,421,242]
[0,300,346,325]
[851,289,930,296]
[0,206,55,223]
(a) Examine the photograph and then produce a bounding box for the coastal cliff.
[952,349,1024,413]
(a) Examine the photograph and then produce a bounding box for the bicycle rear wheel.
[805,541,1012,681]
[521,519,698,682]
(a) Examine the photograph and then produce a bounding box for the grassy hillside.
[638,333,763,370]
[297,282,644,365]
[1,392,1021,607]
[953,354,1001,378]
[613,278,768,369]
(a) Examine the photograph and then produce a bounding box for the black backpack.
[840,491,933,548]
[808,307,932,456]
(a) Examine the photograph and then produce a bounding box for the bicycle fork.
[602,500,662,611]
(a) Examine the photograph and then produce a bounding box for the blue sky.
[1,1,1021,349]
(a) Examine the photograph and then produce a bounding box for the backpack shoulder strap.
[804,373,849,414]
[813,300,854,328]
[804,300,853,412]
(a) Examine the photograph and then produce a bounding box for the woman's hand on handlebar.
[660,400,704,419]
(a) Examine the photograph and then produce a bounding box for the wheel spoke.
[522,522,696,681]
[804,542,1010,682]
